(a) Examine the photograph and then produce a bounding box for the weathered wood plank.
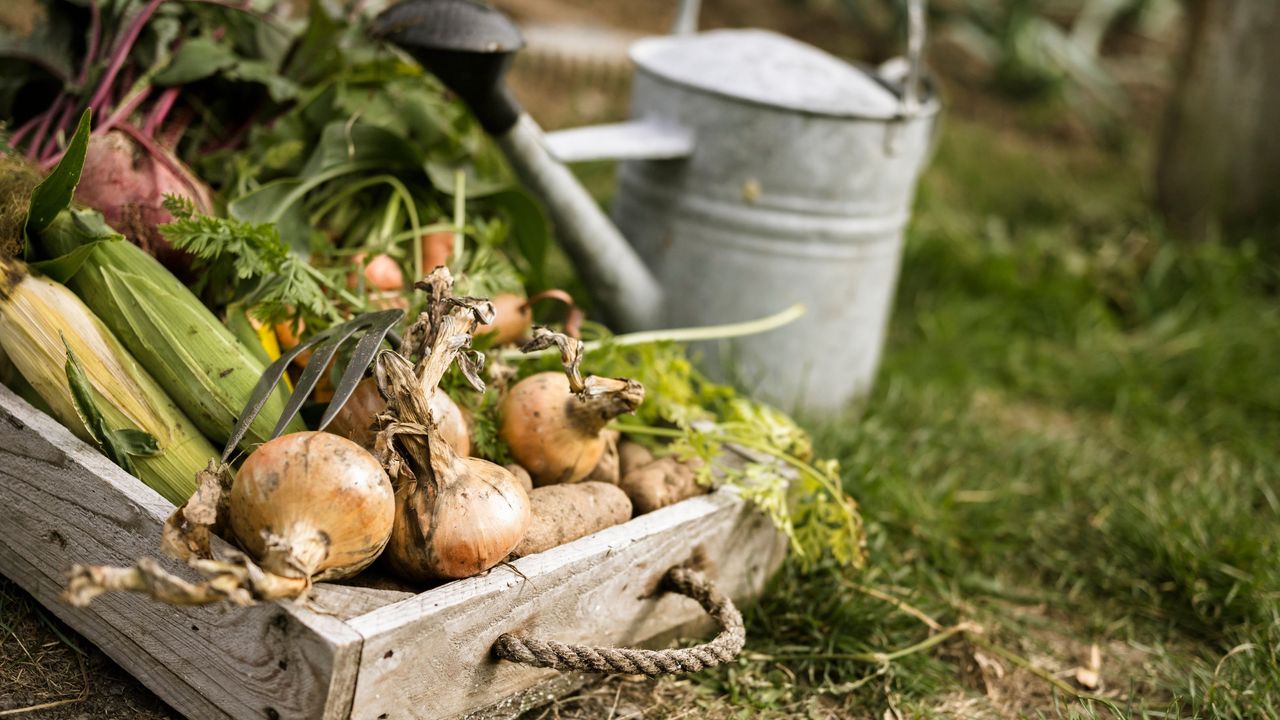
[462,672,591,720]
[312,583,416,622]
[347,490,786,720]
[0,385,362,720]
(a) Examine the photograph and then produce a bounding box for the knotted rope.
[491,567,744,676]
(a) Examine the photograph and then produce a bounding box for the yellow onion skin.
[383,453,531,581]
[500,372,642,486]
[230,432,395,582]
[475,293,531,346]
[329,377,470,456]
[372,276,532,582]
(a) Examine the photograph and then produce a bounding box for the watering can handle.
[903,0,927,114]
[671,0,701,35]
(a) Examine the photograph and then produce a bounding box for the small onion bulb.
[62,432,396,607]
[383,439,532,580]
[231,431,395,582]
[475,293,532,346]
[329,377,470,455]
[500,372,644,486]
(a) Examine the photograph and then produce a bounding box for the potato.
[505,463,533,493]
[618,440,654,477]
[619,456,709,515]
[583,429,621,484]
[511,482,632,557]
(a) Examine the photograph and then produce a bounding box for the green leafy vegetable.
[109,428,163,458]
[485,189,551,286]
[283,2,343,86]
[226,58,302,103]
[589,341,866,570]
[154,37,239,85]
[160,196,338,325]
[30,238,117,284]
[458,386,513,466]
[453,217,525,300]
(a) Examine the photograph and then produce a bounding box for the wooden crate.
[0,384,787,719]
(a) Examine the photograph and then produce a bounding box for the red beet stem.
[97,86,152,138]
[86,0,164,117]
[25,96,67,161]
[78,0,103,87]
[7,113,44,149]
[143,88,180,137]
[157,107,194,150]
[38,100,79,163]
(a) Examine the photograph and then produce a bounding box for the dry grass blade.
[0,581,88,717]
[0,649,88,717]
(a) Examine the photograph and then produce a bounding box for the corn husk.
[33,211,303,449]
[0,258,212,504]
[0,342,53,415]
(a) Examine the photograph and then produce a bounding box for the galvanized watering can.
[373,0,938,414]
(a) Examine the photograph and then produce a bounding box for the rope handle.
[491,566,744,677]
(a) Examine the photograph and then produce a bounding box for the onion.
[64,432,396,606]
[475,290,583,347]
[501,372,643,486]
[420,231,454,273]
[475,292,531,346]
[230,432,395,583]
[351,253,405,292]
[374,269,531,581]
[328,376,470,456]
[500,330,644,486]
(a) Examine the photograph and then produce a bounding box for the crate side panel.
[0,386,360,720]
[349,493,785,720]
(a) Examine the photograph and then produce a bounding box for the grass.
[543,116,1280,718]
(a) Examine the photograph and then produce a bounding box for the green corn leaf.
[98,267,301,446]
[487,189,551,285]
[62,335,159,475]
[25,109,91,241]
[109,429,162,457]
[30,241,110,284]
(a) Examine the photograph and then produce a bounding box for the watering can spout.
[372,0,665,331]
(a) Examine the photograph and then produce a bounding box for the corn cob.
[0,258,212,504]
[32,210,304,450]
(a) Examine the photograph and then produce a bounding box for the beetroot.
[74,130,213,275]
